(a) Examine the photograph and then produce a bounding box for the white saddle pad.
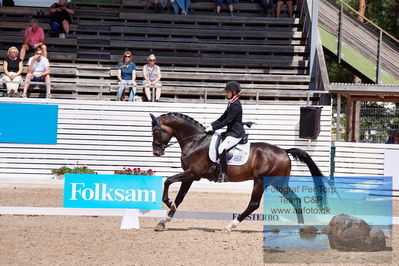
[208,132,250,166]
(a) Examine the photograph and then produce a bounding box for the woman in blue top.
[116,51,137,101]
[171,0,190,15]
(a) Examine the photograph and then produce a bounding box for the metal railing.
[322,0,399,84]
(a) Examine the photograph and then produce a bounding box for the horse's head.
[150,113,173,157]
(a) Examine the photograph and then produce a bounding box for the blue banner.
[0,103,58,144]
[64,174,163,210]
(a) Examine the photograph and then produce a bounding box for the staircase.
[318,0,399,85]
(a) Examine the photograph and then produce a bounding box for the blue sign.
[64,174,163,210]
[0,103,58,144]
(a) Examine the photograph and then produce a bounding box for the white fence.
[0,98,332,181]
[334,141,399,197]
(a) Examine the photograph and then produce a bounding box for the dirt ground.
[0,187,397,266]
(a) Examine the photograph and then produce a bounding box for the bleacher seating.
[0,0,312,103]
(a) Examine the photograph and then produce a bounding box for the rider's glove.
[205,126,214,133]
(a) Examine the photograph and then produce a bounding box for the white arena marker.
[120,209,140,229]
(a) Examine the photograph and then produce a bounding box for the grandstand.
[0,0,323,103]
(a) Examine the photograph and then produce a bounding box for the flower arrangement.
[51,165,97,176]
[114,167,156,176]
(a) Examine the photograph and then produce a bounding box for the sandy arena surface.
[0,187,397,265]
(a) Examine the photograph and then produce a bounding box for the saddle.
[208,132,250,166]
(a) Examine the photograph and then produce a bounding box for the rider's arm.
[211,103,240,130]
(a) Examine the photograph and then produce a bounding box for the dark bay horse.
[150,112,327,231]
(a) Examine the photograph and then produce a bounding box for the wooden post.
[354,101,361,142]
[336,94,341,141]
[344,95,352,142]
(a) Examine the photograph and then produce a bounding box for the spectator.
[386,129,399,144]
[50,0,74,38]
[116,51,137,102]
[171,0,190,16]
[142,54,162,102]
[153,0,168,12]
[22,47,52,98]
[20,19,47,61]
[276,0,293,18]
[216,0,234,16]
[2,46,23,97]
[259,0,274,17]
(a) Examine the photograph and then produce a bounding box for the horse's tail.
[285,148,327,208]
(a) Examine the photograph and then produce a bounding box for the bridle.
[152,125,203,151]
[150,113,206,153]
[152,125,171,151]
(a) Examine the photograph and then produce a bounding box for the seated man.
[20,19,47,60]
[259,0,274,17]
[22,47,52,98]
[50,0,74,38]
[276,0,294,18]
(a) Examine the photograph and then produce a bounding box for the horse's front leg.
[156,171,194,230]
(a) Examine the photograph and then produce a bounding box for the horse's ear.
[150,113,159,127]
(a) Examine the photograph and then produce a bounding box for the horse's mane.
[160,112,205,130]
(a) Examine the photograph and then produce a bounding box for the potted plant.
[51,165,96,179]
[114,167,156,176]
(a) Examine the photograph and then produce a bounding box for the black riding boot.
[218,150,228,182]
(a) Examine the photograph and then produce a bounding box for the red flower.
[83,166,87,169]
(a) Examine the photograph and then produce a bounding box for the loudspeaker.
[299,106,322,139]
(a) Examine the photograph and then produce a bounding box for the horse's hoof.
[154,220,166,231]
[222,227,232,233]
[224,219,240,233]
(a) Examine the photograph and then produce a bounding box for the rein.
[164,131,206,148]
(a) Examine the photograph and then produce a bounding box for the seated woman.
[216,0,234,16]
[276,0,294,18]
[116,51,137,102]
[386,129,399,144]
[171,0,191,15]
[2,46,23,97]
[142,54,162,102]
[50,0,74,38]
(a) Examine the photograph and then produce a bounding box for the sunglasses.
[124,55,131,58]
[36,53,42,55]
[148,59,156,62]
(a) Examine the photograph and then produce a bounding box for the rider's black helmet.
[224,81,241,93]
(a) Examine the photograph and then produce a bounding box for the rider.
[205,81,246,182]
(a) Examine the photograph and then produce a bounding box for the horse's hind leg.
[224,178,264,232]
[156,181,193,230]
[277,186,304,224]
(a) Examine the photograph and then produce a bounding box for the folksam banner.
[0,102,58,144]
[64,174,163,210]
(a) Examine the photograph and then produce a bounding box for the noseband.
[152,125,170,151]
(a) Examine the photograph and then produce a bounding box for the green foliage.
[359,102,399,143]
[339,0,399,39]
[51,165,97,175]
[325,53,354,83]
